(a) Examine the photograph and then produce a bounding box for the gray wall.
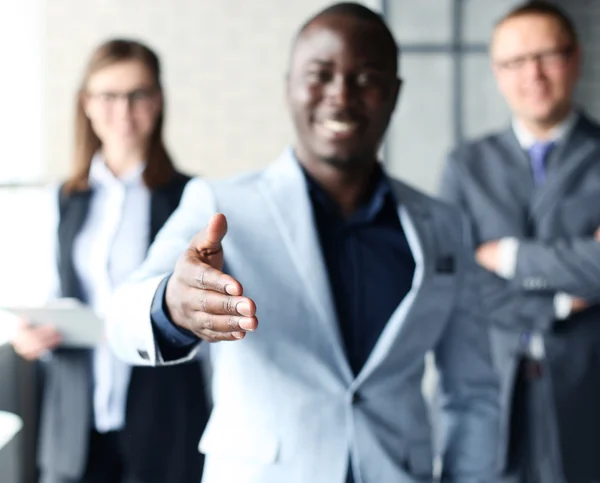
[383,0,522,194]
[383,0,600,194]
[44,0,380,182]
[559,0,600,119]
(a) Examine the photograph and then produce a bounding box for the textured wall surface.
[45,0,380,181]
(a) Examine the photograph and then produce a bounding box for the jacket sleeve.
[105,178,216,366]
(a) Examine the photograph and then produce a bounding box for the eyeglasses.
[493,46,575,71]
[86,86,158,107]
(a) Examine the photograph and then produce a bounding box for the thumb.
[205,213,228,246]
[191,213,228,257]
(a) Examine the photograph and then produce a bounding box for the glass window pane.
[0,188,54,307]
[0,0,43,183]
[462,55,511,140]
[386,0,453,44]
[462,0,522,44]
[565,3,600,120]
[384,56,453,194]
[575,83,600,121]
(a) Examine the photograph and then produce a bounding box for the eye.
[306,69,333,84]
[538,48,571,66]
[99,92,118,102]
[499,56,526,70]
[509,57,526,69]
[130,89,152,102]
[356,72,377,87]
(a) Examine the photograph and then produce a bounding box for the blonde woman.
[11,39,207,483]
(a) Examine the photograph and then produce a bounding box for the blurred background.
[0,1,599,482]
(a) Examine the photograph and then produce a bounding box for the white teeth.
[322,119,358,133]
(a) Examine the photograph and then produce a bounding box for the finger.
[196,328,248,343]
[186,289,256,317]
[29,327,62,349]
[191,214,228,255]
[192,313,258,333]
[29,330,62,350]
[14,336,57,359]
[180,261,243,296]
[45,332,62,348]
[35,324,62,339]
[205,213,228,246]
[32,335,61,353]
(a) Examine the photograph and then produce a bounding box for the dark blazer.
[38,173,208,483]
[440,113,600,482]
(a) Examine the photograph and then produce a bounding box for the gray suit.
[107,148,500,483]
[440,114,600,483]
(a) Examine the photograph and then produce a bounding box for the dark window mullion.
[402,44,487,54]
[452,0,463,143]
[380,0,488,163]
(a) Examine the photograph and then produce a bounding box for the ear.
[390,76,402,107]
[395,77,402,97]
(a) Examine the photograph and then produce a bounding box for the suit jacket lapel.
[257,148,352,383]
[496,128,536,213]
[353,180,434,386]
[530,115,599,219]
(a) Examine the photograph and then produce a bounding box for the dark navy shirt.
[151,165,416,373]
[305,167,415,374]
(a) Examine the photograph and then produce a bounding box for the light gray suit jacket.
[440,114,600,481]
[107,148,499,483]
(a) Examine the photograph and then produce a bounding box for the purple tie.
[528,141,555,186]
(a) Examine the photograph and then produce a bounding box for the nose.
[325,74,353,107]
[113,95,134,118]
[523,57,545,80]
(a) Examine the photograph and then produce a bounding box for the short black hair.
[496,1,578,46]
[291,2,399,72]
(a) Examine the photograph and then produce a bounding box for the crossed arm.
[476,229,600,311]
[439,157,600,329]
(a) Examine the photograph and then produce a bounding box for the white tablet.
[0,298,103,348]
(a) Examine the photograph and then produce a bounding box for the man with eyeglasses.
[440,1,600,482]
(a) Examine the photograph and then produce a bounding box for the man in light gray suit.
[107,3,500,483]
[440,2,600,482]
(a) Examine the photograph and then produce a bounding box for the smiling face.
[491,13,580,131]
[83,59,162,154]
[286,14,400,172]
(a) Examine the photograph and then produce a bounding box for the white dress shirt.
[46,153,150,432]
[495,112,578,358]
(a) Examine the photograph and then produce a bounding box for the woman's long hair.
[64,38,176,193]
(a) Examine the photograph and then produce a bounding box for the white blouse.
[47,153,150,432]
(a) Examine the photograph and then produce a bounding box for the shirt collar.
[512,110,579,149]
[88,152,146,189]
[294,153,394,222]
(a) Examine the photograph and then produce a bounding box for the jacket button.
[352,392,362,404]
